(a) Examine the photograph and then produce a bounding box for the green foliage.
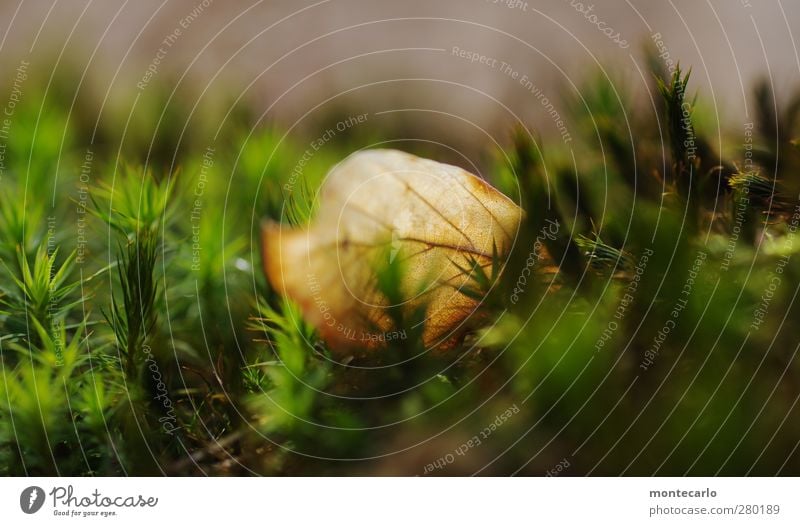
[1,245,79,333]
[656,65,696,177]
[90,166,176,238]
[247,297,328,435]
[2,52,800,476]
[0,184,45,258]
[106,231,159,377]
[576,233,634,274]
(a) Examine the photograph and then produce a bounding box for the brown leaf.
[262,149,523,354]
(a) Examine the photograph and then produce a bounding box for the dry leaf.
[262,149,523,353]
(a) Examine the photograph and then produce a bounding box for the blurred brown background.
[1,0,798,151]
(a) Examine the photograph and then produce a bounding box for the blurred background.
[1,0,798,155]
[1,1,800,477]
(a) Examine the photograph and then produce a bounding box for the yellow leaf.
[262,149,523,354]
